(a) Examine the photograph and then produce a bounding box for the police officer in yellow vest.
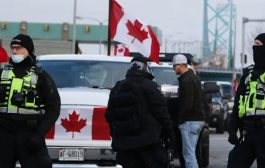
[0,34,60,168]
[227,33,265,168]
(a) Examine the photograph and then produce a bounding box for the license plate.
[59,148,84,161]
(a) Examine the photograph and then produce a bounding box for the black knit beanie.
[10,34,35,54]
[130,56,148,65]
[255,33,265,45]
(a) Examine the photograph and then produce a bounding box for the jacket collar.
[178,69,193,82]
[126,69,154,80]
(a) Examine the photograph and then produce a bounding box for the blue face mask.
[11,55,25,63]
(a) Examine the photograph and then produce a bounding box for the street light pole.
[241,17,265,69]
[241,17,247,69]
[99,22,103,54]
[72,0,77,54]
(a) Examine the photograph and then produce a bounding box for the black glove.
[162,126,176,150]
[228,132,239,145]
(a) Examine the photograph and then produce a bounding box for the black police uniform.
[227,33,265,168]
[105,57,175,168]
[227,65,265,168]
[0,35,60,168]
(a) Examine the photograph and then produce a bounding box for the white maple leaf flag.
[110,0,160,63]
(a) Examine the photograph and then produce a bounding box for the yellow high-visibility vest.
[0,66,44,114]
[239,72,265,118]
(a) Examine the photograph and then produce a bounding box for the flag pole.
[107,0,112,56]
[72,0,77,54]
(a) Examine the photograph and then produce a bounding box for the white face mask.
[11,55,25,63]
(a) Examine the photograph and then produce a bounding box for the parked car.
[215,81,235,128]
[150,62,209,167]
[202,81,234,133]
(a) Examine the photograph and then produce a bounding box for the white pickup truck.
[37,54,133,167]
[32,55,209,168]
[149,62,179,98]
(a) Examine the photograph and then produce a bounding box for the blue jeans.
[179,121,204,168]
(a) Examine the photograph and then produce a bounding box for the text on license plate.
[59,148,84,161]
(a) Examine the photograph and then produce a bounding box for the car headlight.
[212,104,221,111]
[227,101,234,109]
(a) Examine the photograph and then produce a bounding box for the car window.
[151,67,178,86]
[38,60,130,88]
[220,84,234,97]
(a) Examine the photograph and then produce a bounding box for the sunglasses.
[10,45,24,51]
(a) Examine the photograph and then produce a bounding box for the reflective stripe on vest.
[0,107,42,114]
[239,72,265,118]
[0,67,44,115]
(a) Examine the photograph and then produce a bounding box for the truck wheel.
[216,115,224,134]
[196,127,209,167]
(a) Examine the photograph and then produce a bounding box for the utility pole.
[72,0,77,54]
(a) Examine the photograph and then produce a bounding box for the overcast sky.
[1,0,265,67]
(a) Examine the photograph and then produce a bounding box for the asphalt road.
[208,132,232,168]
[207,131,257,168]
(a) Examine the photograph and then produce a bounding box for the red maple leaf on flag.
[118,48,124,53]
[126,19,148,43]
[61,111,87,138]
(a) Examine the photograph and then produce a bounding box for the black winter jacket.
[106,69,175,151]
[177,69,205,124]
[0,56,61,136]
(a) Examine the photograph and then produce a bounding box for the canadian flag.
[114,44,129,56]
[110,0,160,63]
[45,107,110,140]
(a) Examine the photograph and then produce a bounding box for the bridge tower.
[202,0,236,69]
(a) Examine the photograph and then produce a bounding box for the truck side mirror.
[203,82,219,94]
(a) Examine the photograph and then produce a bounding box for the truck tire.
[216,114,224,134]
[196,127,209,167]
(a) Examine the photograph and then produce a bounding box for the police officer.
[106,57,175,168]
[227,33,265,167]
[0,34,60,168]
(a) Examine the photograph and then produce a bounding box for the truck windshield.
[151,67,178,86]
[220,84,234,97]
[211,91,222,98]
[38,60,130,88]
